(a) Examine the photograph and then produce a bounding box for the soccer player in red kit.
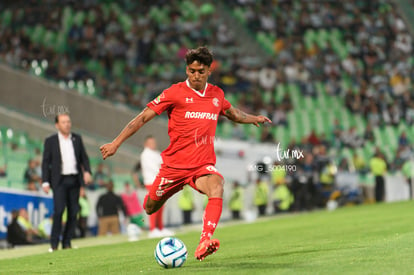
[100,47,271,261]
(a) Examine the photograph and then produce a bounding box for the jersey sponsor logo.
[185,111,218,120]
[212,98,219,107]
[186,97,194,103]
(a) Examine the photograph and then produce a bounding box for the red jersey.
[147,80,231,168]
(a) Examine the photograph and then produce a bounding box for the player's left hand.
[253,115,272,127]
[100,142,118,160]
[83,171,92,185]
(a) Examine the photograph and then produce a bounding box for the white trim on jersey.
[186,79,208,97]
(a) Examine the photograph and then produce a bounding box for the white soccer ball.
[154,237,188,268]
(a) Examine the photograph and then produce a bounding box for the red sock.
[200,197,223,243]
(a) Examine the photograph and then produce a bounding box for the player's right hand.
[100,142,118,160]
[42,185,50,194]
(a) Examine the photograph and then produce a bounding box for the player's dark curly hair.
[185,46,213,67]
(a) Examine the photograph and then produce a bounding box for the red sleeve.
[147,87,175,115]
[220,97,232,115]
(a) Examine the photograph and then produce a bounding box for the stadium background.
[0,0,414,239]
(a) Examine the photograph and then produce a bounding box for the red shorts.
[148,163,223,201]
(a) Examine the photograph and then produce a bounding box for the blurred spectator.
[178,185,194,225]
[96,181,126,236]
[280,94,293,112]
[338,158,350,172]
[254,178,269,216]
[369,150,387,202]
[23,159,41,190]
[140,136,170,238]
[363,123,375,143]
[90,162,110,190]
[271,104,288,127]
[38,216,53,240]
[319,161,337,199]
[7,210,36,247]
[331,119,343,148]
[272,181,294,214]
[307,130,320,146]
[16,208,43,242]
[77,187,90,238]
[0,166,6,177]
[402,159,414,200]
[120,182,145,229]
[352,152,366,173]
[398,131,410,148]
[405,101,414,125]
[258,62,277,92]
[260,126,274,143]
[131,162,143,188]
[231,123,246,140]
[341,126,364,149]
[229,181,243,220]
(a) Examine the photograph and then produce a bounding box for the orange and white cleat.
[194,239,220,261]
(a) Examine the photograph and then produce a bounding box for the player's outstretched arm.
[100,107,157,159]
[224,106,272,127]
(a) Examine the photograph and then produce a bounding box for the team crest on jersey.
[212,98,219,107]
[206,165,218,172]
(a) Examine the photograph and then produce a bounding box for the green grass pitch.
[1,201,413,274]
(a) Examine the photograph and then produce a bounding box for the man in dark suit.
[42,113,92,251]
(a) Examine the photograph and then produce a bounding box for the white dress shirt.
[58,132,78,175]
[140,147,162,186]
[42,132,78,188]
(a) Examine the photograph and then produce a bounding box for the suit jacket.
[42,133,91,189]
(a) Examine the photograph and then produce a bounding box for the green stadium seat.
[100,3,110,19]
[112,173,133,191]
[2,9,12,27]
[273,126,290,147]
[6,160,26,184]
[384,126,398,150]
[200,3,215,15]
[31,24,46,44]
[341,109,351,129]
[62,6,74,33]
[220,121,233,139]
[233,7,247,24]
[287,83,303,109]
[119,14,133,32]
[87,9,97,24]
[43,30,57,48]
[55,33,67,53]
[373,127,383,148]
[320,110,332,135]
[263,90,271,103]
[112,60,126,79]
[274,83,286,103]
[362,142,374,162]
[74,10,86,26]
[314,110,326,135]
[243,124,262,141]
